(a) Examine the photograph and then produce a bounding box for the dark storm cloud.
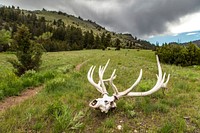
[1,0,200,37]
[122,0,200,37]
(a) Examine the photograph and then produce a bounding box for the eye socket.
[91,100,97,106]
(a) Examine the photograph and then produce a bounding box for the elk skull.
[87,55,170,113]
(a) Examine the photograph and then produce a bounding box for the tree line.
[0,6,114,52]
[156,43,200,66]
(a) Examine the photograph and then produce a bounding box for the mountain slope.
[35,10,154,49]
[35,10,106,35]
[0,6,154,50]
[181,39,200,47]
[190,40,200,47]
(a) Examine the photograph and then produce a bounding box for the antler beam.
[87,55,170,113]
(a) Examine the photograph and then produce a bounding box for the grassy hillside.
[0,50,200,132]
[35,10,153,49]
[35,10,107,35]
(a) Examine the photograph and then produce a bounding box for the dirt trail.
[0,86,43,112]
[75,60,89,71]
[0,60,88,112]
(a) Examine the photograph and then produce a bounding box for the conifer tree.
[8,25,43,76]
[0,29,12,52]
[94,35,101,49]
[115,38,121,50]
[105,33,111,48]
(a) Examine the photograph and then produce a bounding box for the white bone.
[87,55,170,113]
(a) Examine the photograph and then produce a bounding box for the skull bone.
[89,95,117,113]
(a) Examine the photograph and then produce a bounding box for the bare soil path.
[0,86,43,112]
[0,60,88,112]
[75,60,89,71]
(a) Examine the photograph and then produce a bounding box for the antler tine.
[162,74,170,88]
[126,55,166,97]
[103,69,117,82]
[116,69,143,98]
[109,69,119,95]
[87,66,103,94]
[87,59,111,95]
[98,66,108,94]
[152,55,163,88]
[98,59,110,94]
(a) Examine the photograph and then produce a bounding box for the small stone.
[134,129,138,133]
[184,116,190,120]
[117,125,122,130]
[119,120,123,123]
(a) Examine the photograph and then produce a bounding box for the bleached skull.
[89,95,117,113]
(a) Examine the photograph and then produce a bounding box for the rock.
[183,116,190,120]
[117,125,122,130]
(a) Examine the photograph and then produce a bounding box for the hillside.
[0,6,154,51]
[35,10,154,49]
[35,10,106,35]
[181,39,200,47]
[189,39,200,47]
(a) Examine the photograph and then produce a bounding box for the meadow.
[0,49,200,132]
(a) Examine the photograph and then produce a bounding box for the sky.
[1,0,200,44]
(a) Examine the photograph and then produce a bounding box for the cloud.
[169,12,200,34]
[172,33,179,36]
[1,0,200,38]
[186,32,197,36]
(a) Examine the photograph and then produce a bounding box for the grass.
[0,49,200,132]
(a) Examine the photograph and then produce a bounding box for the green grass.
[0,49,200,132]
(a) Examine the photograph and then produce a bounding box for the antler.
[114,55,170,98]
[87,55,170,113]
[87,59,111,95]
[109,69,143,97]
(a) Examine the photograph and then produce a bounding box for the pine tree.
[101,32,105,47]
[94,35,101,49]
[8,25,43,76]
[88,30,94,49]
[105,33,111,48]
[115,38,121,50]
[83,31,89,48]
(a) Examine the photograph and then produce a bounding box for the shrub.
[0,71,22,99]
[8,25,43,76]
[21,70,58,88]
[156,43,200,66]
[45,77,67,92]
[21,70,39,88]
[46,101,84,132]
[0,29,12,52]
[0,69,59,100]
